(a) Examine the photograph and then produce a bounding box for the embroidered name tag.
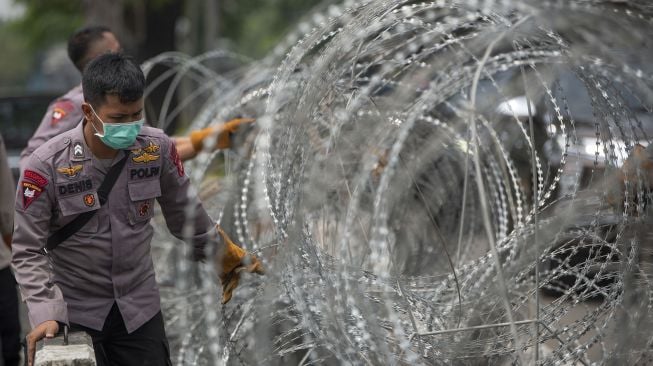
[57,179,93,196]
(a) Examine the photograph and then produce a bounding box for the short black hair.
[82,53,145,108]
[67,25,113,72]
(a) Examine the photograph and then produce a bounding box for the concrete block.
[34,331,96,366]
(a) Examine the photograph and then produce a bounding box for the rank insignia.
[57,164,83,178]
[132,152,160,164]
[83,193,95,207]
[73,142,84,158]
[51,100,73,125]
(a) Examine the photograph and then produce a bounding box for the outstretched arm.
[173,118,256,161]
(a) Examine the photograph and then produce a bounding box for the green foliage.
[0,22,33,92]
[123,0,171,10]
[7,0,327,57]
[219,0,324,57]
[10,0,83,50]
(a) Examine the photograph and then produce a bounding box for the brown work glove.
[622,144,653,180]
[190,118,256,152]
[215,225,264,304]
[606,144,653,210]
[605,166,625,209]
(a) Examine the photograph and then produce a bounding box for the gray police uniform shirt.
[0,133,14,269]
[20,85,85,170]
[12,122,216,333]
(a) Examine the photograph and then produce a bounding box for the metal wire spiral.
[144,0,653,364]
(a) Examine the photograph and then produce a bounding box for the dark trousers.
[71,303,172,366]
[0,266,21,366]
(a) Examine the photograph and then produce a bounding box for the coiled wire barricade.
[143,0,653,364]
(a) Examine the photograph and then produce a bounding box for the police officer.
[0,133,20,366]
[21,26,253,169]
[12,53,262,366]
[20,26,120,170]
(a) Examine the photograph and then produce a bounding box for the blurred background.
[0,0,322,172]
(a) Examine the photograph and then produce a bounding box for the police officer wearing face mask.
[12,53,263,366]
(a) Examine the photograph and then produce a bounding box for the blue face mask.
[89,105,144,150]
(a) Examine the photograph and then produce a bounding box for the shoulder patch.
[22,170,48,209]
[24,170,48,186]
[51,100,75,126]
[170,142,184,177]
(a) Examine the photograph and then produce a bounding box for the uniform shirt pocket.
[56,192,100,233]
[127,180,161,224]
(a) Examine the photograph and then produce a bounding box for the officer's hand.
[216,117,255,149]
[215,226,264,304]
[623,144,649,177]
[189,118,256,152]
[26,320,59,366]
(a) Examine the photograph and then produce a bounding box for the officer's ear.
[81,103,93,122]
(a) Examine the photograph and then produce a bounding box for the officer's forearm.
[172,136,198,161]
[12,177,68,328]
[12,240,69,328]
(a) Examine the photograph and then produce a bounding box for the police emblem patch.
[57,164,83,178]
[138,201,150,217]
[51,100,74,126]
[83,193,95,207]
[22,182,43,209]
